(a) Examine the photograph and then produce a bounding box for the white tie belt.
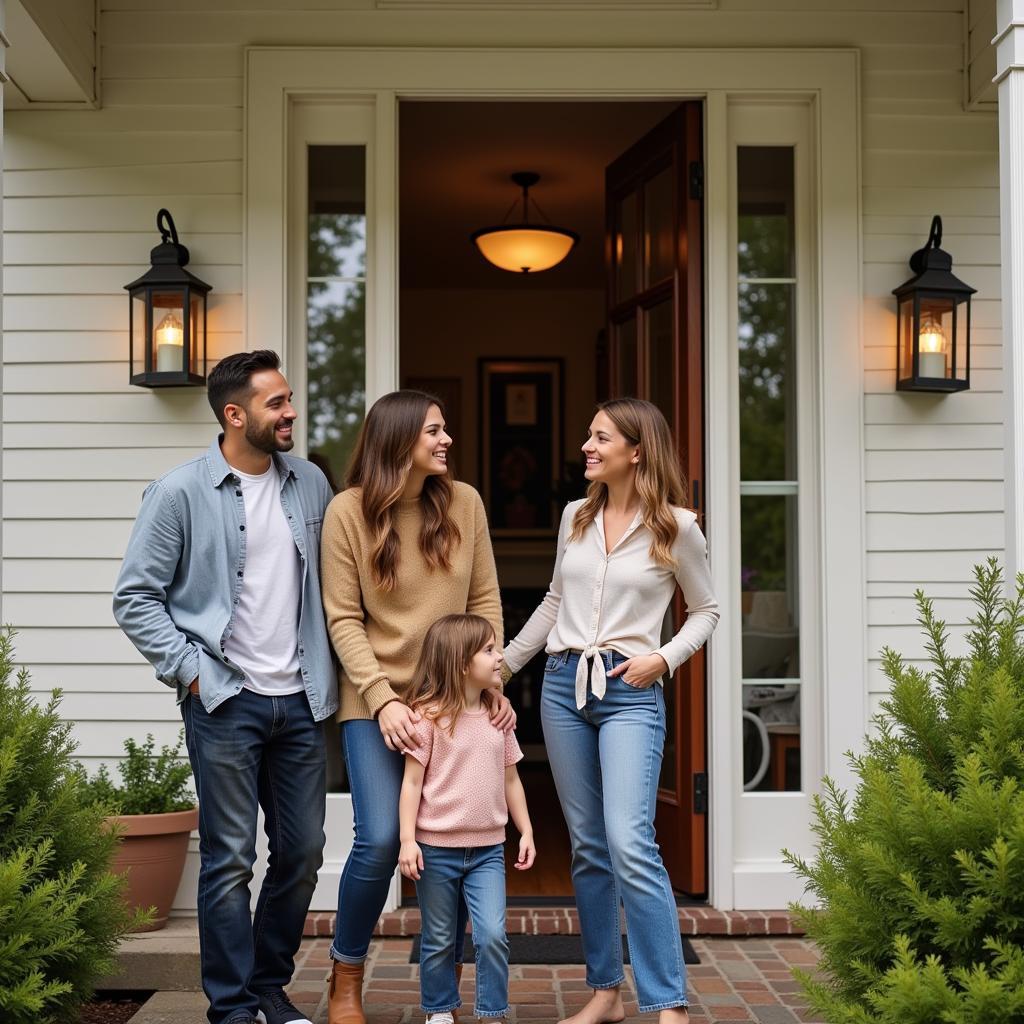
[574,645,609,709]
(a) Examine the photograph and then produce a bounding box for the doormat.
[409,934,699,965]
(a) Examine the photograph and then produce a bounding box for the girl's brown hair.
[345,390,461,592]
[569,397,688,569]
[407,614,496,735]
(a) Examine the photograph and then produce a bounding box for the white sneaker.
[427,1013,456,1024]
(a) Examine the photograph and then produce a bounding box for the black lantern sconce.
[892,215,975,393]
[125,209,211,388]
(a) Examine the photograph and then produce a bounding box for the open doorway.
[397,100,706,900]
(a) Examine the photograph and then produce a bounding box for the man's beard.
[245,418,294,454]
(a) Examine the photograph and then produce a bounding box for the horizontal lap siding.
[2,0,1000,766]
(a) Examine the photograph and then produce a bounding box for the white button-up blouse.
[503,499,720,708]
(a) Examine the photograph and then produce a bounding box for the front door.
[605,103,707,895]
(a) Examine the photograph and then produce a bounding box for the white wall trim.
[245,44,865,911]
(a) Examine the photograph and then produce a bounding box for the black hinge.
[688,161,704,201]
[694,771,708,815]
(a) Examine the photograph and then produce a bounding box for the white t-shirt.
[223,464,304,697]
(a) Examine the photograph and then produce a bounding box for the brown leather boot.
[328,960,366,1024]
[452,961,464,1024]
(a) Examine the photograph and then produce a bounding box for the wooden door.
[605,103,707,896]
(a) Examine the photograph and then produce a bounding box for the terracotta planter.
[108,807,199,932]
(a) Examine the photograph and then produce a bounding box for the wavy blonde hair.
[569,397,688,569]
[345,390,460,592]
[407,614,496,736]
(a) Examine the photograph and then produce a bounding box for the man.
[114,350,337,1024]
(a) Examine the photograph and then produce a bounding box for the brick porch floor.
[283,936,825,1024]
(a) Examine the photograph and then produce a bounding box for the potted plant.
[84,730,197,932]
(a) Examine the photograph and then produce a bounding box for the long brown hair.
[569,397,688,569]
[345,390,460,592]
[408,614,496,735]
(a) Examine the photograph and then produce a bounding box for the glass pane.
[644,166,674,287]
[646,300,675,426]
[738,147,795,279]
[614,315,638,397]
[954,297,968,380]
[919,296,954,380]
[615,191,638,302]
[659,605,678,793]
[152,291,185,373]
[131,293,147,378]
[743,683,800,791]
[307,145,366,498]
[738,283,796,481]
[741,494,799,679]
[189,293,204,378]
[898,295,915,381]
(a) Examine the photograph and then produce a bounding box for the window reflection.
[307,146,366,491]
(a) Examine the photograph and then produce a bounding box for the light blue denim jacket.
[113,437,339,721]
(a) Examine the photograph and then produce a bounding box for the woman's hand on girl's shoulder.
[399,839,424,880]
[378,699,423,752]
[488,689,517,732]
[607,653,669,689]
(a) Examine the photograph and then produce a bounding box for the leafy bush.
[83,732,194,816]
[786,559,1024,1023]
[0,629,136,1023]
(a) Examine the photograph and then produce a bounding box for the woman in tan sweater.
[320,390,513,1024]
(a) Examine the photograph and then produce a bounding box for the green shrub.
[786,558,1024,1023]
[82,731,194,816]
[0,629,137,1023]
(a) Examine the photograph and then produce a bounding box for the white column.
[999,0,1024,583]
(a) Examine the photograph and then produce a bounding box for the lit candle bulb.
[155,312,184,372]
[917,316,947,379]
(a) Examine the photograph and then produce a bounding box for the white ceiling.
[399,100,679,290]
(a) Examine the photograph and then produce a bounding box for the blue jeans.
[332,721,467,963]
[181,688,326,1024]
[416,843,510,1018]
[541,650,688,1014]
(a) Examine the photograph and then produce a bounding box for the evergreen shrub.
[0,629,136,1023]
[786,559,1024,1023]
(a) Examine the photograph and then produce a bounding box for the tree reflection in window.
[307,147,366,491]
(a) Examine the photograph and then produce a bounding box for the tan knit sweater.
[322,481,503,722]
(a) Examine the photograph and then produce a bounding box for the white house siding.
[0,0,1004,902]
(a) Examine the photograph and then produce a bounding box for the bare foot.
[559,988,625,1024]
[659,1007,689,1024]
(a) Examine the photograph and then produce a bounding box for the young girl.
[399,615,535,1024]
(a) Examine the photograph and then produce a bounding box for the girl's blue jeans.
[541,649,689,1013]
[331,720,468,964]
[416,842,510,1019]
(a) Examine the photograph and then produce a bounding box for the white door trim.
[245,45,864,911]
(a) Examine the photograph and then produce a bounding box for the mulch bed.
[77,991,150,1024]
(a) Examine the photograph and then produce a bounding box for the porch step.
[128,990,206,1024]
[100,918,201,992]
[304,907,804,939]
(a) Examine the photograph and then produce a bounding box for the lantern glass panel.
[898,295,915,381]
[152,290,187,373]
[131,291,147,379]
[190,292,205,378]
[953,296,968,381]
[919,296,954,379]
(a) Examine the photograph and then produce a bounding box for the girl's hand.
[378,701,422,752]
[399,839,424,880]
[607,653,669,689]
[515,833,536,871]
[488,689,517,733]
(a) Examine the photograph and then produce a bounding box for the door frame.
[246,46,865,911]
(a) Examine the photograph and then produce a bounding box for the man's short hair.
[207,350,281,428]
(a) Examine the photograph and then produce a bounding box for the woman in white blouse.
[503,398,719,1024]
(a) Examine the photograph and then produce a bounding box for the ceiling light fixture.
[471,171,579,274]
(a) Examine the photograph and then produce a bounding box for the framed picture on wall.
[479,358,564,537]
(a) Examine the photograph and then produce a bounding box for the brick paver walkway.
[284,937,825,1024]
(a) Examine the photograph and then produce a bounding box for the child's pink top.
[408,706,523,847]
